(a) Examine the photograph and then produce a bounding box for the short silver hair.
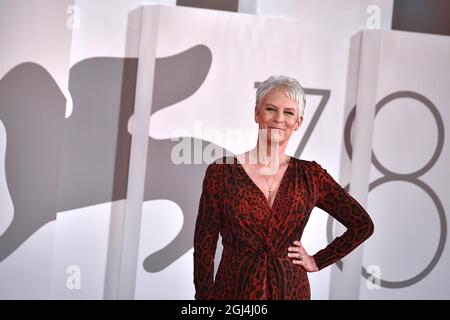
[255,75,306,118]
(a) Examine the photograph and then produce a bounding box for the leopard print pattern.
[193,156,374,300]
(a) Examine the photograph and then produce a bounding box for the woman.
[193,75,374,300]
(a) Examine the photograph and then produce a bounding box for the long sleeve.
[311,161,374,271]
[193,162,223,300]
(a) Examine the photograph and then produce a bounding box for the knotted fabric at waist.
[222,246,287,259]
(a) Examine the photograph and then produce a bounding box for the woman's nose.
[274,111,284,122]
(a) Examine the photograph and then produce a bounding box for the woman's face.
[254,87,303,147]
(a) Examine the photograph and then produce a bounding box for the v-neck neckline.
[234,156,292,211]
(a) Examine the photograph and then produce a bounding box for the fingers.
[295,241,307,254]
[287,240,304,260]
[288,241,302,252]
[287,247,301,260]
[286,241,319,272]
[287,246,300,253]
[287,251,303,259]
[292,258,305,265]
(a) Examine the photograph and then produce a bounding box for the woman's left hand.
[287,240,319,272]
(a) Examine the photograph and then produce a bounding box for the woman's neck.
[240,140,289,174]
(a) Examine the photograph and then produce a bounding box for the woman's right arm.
[193,162,223,300]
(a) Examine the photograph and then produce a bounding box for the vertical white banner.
[355,30,450,299]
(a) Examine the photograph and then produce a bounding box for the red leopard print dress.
[193,156,374,300]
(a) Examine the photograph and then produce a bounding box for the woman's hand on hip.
[287,240,319,272]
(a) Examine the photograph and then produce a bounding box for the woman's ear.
[294,116,303,131]
[254,105,259,123]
